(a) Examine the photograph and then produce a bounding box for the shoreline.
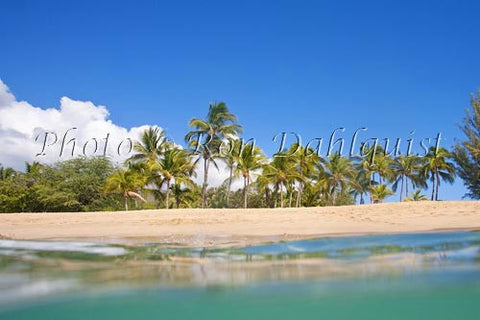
[0,201,479,248]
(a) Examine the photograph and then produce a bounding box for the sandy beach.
[0,201,479,247]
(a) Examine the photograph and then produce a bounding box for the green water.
[1,231,479,319]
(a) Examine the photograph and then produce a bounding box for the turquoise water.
[1,231,479,319]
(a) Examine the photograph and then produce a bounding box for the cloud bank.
[0,79,241,189]
[0,79,153,170]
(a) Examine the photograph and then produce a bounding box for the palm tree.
[350,168,371,204]
[372,153,394,185]
[262,154,302,208]
[170,183,196,208]
[220,138,243,207]
[404,190,429,201]
[453,90,480,199]
[150,147,196,209]
[25,161,44,175]
[391,155,423,201]
[126,127,172,208]
[128,127,170,166]
[255,170,273,207]
[323,154,356,205]
[235,144,266,208]
[104,168,146,211]
[185,102,242,208]
[289,143,323,207]
[370,184,394,203]
[354,145,380,203]
[0,163,16,180]
[301,182,323,207]
[422,147,456,201]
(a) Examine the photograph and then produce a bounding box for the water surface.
[1,231,479,319]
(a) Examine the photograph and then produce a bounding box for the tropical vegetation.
[453,90,480,199]
[1,93,479,213]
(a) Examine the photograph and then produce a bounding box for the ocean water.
[0,231,479,319]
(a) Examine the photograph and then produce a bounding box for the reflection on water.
[0,231,479,319]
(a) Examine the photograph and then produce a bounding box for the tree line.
[1,91,479,212]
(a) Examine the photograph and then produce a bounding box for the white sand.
[0,201,479,247]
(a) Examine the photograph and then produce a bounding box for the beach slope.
[0,201,479,247]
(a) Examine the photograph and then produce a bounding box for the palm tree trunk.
[265,188,270,207]
[126,191,147,203]
[247,175,251,207]
[124,196,128,211]
[288,184,293,207]
[296,183,303,207]
[405,176,409,199]
[331,180,338,206]
[243,175,248,209]
[165,179,170,209]
[202,157,209,208]
[226,166,233,207]
[280,185,284,208]
[431,171,435,201]
[274,187,278,208]
[435,170,440,201]
[400,175,404,202]
[368,174,373,204]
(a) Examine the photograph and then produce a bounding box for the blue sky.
[1,0,479,200]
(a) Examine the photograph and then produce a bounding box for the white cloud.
[0,81,15,107]
[0,79,235,189]
[191,157,244,191]
[0,79,158,170]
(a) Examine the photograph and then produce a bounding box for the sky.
[1,0,479,200]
